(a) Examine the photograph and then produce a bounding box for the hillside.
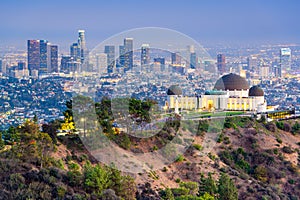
[0,117,299,199]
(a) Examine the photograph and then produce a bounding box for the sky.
[0,0,300,50]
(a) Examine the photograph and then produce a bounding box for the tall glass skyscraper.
[39,40,48,74]
[28,39,58,75]
[124,38,133,72]
[49,45,58,73]
[104,45,115,73]
[28,40,40,74]
[280,47,291,77]
[141,44,150,66]
[78,30,87,64]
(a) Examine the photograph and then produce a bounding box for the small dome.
[214,73,249,91]
[167,85,182,95]
[249,86,264,96]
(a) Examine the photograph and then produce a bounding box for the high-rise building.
[280,48,291,76]
[124,38,133,72]
[217,54,226,74]
[28,39,58,75]
[153,57,165,65]
[78,30,87,63]
[48,45,58,73]
[260,65,270,78]
[104,45,115,73]
[28,40,40,74]
[70,43,81,61]
[17,61,26,70]
[0,59,2,73]
[118,45,125,68]
[39,40,48,74]
[141,44,150,66]
[190,52,197,69]
[154,57,166,71]
[171,52,181,65]
[96,53,107,74]
[61,55,72,73]
[247,55,258,72]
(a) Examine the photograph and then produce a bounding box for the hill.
[0,117,299,199]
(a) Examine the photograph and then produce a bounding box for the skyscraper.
[78,30,87,64]
[70,43,81,61]
[96,53,107,74]
[217,54,226,74]
[48,45,58,73]
[28,39,58,75]
[280,48,291,77]
[171,52,181,65]
[39,40,48,74]
[28,40,40,75]
[118,45,125,69]
[141,44,150,66]
[124,38,133,72]
[104,45,115,73]
[190,52,197,69]
[0,59,2,73]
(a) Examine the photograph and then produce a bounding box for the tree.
[0,132,4,150]
[199,173,217,196]
[165,188,175,200]
[217,173,238,200]
[83,163,110,195]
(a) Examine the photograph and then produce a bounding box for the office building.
[104,45,115,73]
[78,30,87,63]
[280,48,291,76]
[0,59,2,73]
[141,44,150,66]
[171,52,181,65]
[190,52,197,69]
[28,40,40,74]
[124,38,133,72]
[48,45,58,73]
[217,54,226,74]
[27,39,58,75]
[70,43,81,61]
[39,40,48,74]
[96,53,107,74]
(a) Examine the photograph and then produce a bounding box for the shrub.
[292,122,300,135]
[179,181,199,195]
[282,146,294,154]
[276,137,282,144]
[193,144,203,151]
[276,121,284,130]
[171,187,189,197]
[175,178,181,183]
[175,155,185,162]
[265,123,276,132]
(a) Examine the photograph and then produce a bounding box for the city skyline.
[0,0,300,50]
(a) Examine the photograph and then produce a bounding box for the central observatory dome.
[214,73,249,91]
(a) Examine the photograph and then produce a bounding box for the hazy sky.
[1,0,300,49]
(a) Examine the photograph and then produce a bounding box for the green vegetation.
[0,120,137,199]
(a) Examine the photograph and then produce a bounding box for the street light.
[81,117,86,138]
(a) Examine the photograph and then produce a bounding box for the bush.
[276,121,284,130]
[282,146,294,154]
[171,187,189,197]
[265,123,276,132]
[179,181,199,195]
[175,155,185,162]
[292,122,300,134]
[193,144,203,151]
